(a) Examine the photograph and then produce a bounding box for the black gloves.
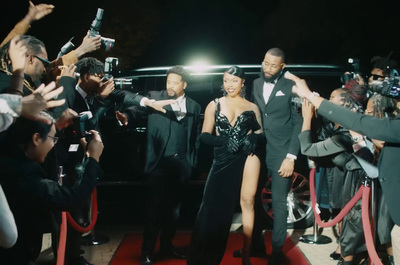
[200,132,224,146]
[242,133,257,155]
[200,132,239,153]
[201,132,264,155]
[226,137,240,153]
[242,133,265,155]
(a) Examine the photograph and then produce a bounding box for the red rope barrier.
[309,168,384,264]
[66,187,98,233]
[362,186,383,265]
[56,212,67,265]
[309,168,363,227]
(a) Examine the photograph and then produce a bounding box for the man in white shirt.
[234,48,303,265]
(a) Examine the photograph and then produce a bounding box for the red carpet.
[109,231,309,265]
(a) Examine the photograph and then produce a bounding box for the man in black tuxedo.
[236,48,302,265]
[286,70,400,265]
[56,57,116,265]
[124,66,201,265]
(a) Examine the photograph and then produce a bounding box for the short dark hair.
[167,65,190,83]
[5,112,53,148]
[370,56,398,76]
[224,65,245,80]
[267,47,286,63]
[76,57,104,77]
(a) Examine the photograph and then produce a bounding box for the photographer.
[0,35,78,121]
[57,56,142,265]
[367,56,397,89]
[0,1,102,81]
[286,71,400,265]
[55,57,113,265]
[0,113,103,265]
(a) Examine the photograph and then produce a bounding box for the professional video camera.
[341,58,362,83]
[89,8,115,51]
[103,57,133,90]
[370,69,400,98]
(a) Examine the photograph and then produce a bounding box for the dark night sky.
[1,0,399,73]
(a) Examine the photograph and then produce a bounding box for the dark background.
[1,0,399,74]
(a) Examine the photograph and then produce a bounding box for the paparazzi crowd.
[1,2,400,265]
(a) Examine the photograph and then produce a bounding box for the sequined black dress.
[187,98,260,265]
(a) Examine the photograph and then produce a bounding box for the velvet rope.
[309,168,384,264]
[56,212,67,265]
[66,187,98,233]
[362,186,383,265]
[309,168,363,227]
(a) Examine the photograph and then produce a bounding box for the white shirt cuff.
[140,97,149,107]
[286,153,297,160]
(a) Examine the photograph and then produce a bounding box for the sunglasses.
[370,74,386,80]
[33,55,51,67]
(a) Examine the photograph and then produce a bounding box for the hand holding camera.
[98,77,115,99]
[80,130,104,162]
[74,31,101,58]
[89,8,115,51]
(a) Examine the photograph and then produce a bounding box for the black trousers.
[141,155,191,255]
[252,157,292,252]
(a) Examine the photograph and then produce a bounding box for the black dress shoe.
[140,254,153,265]
[159,246,186,259]
[268,251,284,265]
[70,256,93,265]
[233,248,267,258]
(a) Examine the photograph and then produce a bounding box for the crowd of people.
[1,2,400,265]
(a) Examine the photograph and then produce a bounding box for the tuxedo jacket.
[251,76,303,162]
[132,90,201,174]
[318,100,400,226]
[56,87,101,178]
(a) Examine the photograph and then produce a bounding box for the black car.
[96,64,345,229]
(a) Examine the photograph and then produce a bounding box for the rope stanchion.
[308,167,384,264]
[56,211,67,265]
[309,167,363,228]
[362,186,383,265]
[66,187,98,234]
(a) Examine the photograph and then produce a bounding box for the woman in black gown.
[187,66,263,265]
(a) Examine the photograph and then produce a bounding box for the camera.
[69,112,94,145]
[370,69,400,98]
[103,57,133,90]
[341,58,361,83]
[89,8,115,51]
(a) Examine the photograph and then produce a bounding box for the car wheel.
[261,171,314,229]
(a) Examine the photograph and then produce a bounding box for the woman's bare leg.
[240,155,261,265]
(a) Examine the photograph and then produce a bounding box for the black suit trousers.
[141,155,191,255]
[252,157,292,252]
